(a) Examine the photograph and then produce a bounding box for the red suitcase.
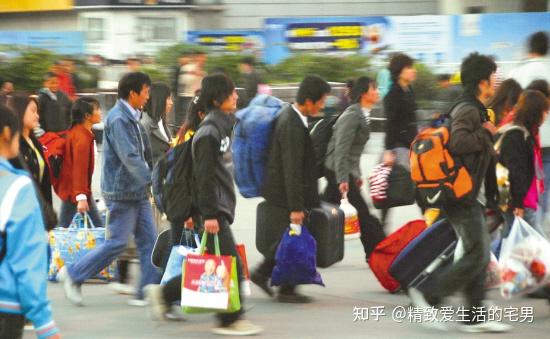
[368,219,427,293]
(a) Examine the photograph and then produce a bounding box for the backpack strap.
[494,124,530,153]
[0,174,31,261]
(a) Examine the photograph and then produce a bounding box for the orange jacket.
[56,124,95,203]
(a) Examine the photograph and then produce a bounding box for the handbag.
[160,230,200,285]
[369,163,416,209]
[48,212,117,281]
[181,232,241,314]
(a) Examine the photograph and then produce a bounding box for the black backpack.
[310,115,339,177]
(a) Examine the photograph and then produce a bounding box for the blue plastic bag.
[271,225,324,287]
[160,230,200,285]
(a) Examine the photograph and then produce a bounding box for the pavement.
[29,133,550,338]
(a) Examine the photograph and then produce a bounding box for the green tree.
[0,47,58,91]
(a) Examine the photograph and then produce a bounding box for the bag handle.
[69,212,96,230]
[199,231,221,256]
[179,229,200,248]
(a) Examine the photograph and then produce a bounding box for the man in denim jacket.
[59,72,159,305]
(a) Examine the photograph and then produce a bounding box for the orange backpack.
[410,114,474,206]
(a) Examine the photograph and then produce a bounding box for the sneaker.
[212,319,263,336]
[250,271,274,297]
[459,321,512,333]
[408,288,447,331]
[128,298,149,307]
[165,305,186,322]
[276,290,313,304]
[144,284,169,321]
[109,282,136,295]
[58,266,83,306]
[24,320,34,331]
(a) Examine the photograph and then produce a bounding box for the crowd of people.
[1,30,550,338]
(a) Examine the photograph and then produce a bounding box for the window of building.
[85,17,105,42]
[137,17,177,42]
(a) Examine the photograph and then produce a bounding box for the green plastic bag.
[181,232,241,314]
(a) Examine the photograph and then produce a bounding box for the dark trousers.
[163,217,244,326]
[432,203,490,313]
[0,313,24,339]
[323,169,385,258]
[174,96,193,132]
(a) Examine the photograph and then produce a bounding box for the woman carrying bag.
[323,76,385,262]
[56,97,104,228]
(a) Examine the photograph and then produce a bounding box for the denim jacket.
[101,100,153,201]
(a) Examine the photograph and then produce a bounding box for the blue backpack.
[232,95,285,198]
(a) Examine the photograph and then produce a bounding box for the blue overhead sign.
[0,31,85,55]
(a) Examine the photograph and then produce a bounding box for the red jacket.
[57,72,76,99]
[56,124,95,203]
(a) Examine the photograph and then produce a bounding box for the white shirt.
[507,57,550,88]
[361,107,371,125]
[158,119,169,142]
[292,104,308,128]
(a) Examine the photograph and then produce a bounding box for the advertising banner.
[187,30,264,55]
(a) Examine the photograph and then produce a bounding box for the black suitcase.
[388,218,458,293]
[256,200,344,268]
[308,202,345,268]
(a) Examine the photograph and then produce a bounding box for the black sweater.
[384,83,417,150]
[499,129,535,209]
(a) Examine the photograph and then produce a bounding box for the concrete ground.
[29,133,550,338]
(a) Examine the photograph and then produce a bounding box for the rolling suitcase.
[256,200,345,268]
[368,220,427,293]
[388,218,458,293]
[308,201,345,268]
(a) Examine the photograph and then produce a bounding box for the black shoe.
[276,290,313,304]
[250,271,274,297]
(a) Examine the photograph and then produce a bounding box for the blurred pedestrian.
[56,97,104,228]
[176,51,207,127]
[58,72,159,307]
[126,57,141,73]
[508,31,550,87]
[56,59,76,100]
[436,73,462,115]
[237,56,262,109]
[141,82,173,165]
[488,78,522,126]
[0,80,14,106]
[253,75,330,303]
[323,76,385,261]
[0,105,61,339]
[499,90,549,234]
[38,72,71,133]
[382,53,418,226]
[409,52,511,334]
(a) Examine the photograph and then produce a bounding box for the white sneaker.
[212,319,263,336]
[459,321,512,333]
[144,284,169,321]
[128,298,149,307]
[408,288,447,331]
[58,266,83,306]
[109,282,136,295]
[165,305,186,322]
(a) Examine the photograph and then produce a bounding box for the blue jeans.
[58,196,104,228]
[67,199,160,299]
[541,149,550,216]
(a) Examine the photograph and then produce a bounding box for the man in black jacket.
[409,53,511,333]
[252,75,331,303]
[38,72,71,133]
